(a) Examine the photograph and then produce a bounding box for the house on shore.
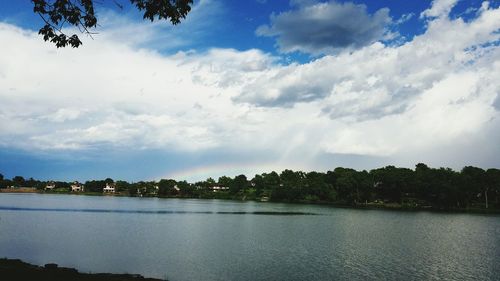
[71,182,84,192]
[45,181,56,191]
[103,183,115,193]
[211,186,229,192]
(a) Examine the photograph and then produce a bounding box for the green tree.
[55,181,71,190]
[32,0,193,48]
[0,179,13,189]
[158,179,177,196]
[251,174,265,197]
[35,181,46,190]
[486,169,500,208]
[304,171,331,202]
[230,174,247,194]
[115,180,130,192]
[218,176,233,187]
[370,166,413,203]
[176,180,193,197]
[25,177,39,188]
[12,176,26,187]
[333,168,358,204]
[277,170,306,201]
[84,180,105,192]
[128,183,139,196]
[414,164,465,208]
[206,177,216,187]
[262,171,280,190]
[460,166,486,207]
[134,181,157,196]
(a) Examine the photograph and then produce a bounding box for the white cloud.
[45,108,84,123]
[96,0,224,51]
[1,0,500,176]
[395,13,415,25]
[420,0,459,19]
[237,5,500,117]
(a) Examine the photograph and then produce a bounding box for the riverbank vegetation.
[1,163,499,212]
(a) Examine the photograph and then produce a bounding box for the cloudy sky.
[1,0,500,182]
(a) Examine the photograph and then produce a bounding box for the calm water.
[0,194,499,281]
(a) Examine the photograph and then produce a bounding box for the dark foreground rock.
[0,259,164,281]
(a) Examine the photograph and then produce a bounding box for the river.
[0,193,499,280]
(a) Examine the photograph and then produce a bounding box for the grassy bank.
[0,188,37,193]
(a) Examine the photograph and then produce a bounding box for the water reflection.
[0,206,317,215]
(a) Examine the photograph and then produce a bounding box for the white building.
[212,186,229,192]
[103,183,115,193]
[45,182,56,190]
[71,182,84,192]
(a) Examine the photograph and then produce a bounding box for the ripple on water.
[0,194,499,281]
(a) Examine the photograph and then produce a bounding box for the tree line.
[1,163,499,210]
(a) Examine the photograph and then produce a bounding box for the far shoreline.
[1,190,499,215]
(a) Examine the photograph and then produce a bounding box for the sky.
[1,0,500,182]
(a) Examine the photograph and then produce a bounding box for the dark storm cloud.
[256,0,392,54]
[235,82,333,108]
[321,85,419,121]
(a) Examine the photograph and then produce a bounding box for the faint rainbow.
[162,161,286,182]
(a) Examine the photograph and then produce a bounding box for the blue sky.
[2,0,488,56]
[1,0,500,182]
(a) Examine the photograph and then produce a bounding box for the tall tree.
[278,170,306,201]
[115,180,130,192]
[251,174,265,197]
[230,174,247,194]
[262,172,280,190]
[176,180,193,197]
[158,179,177,196]
[84,180,105,192]
[12,176,26,187]
[460,166,486,207]
[485,169,500,208]
[217,176,233,187]
[206,177,216,187]
[304,171,332,201]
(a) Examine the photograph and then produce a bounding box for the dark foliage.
[0,258,162,281]
[84,180,105,192]
[2,163,499,210]
[230,174,248,194]
[32,0,193,48]
[158,179,177,196]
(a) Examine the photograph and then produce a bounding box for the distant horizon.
[2,162,499,183]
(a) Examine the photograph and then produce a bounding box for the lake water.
[0,194,499,280]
